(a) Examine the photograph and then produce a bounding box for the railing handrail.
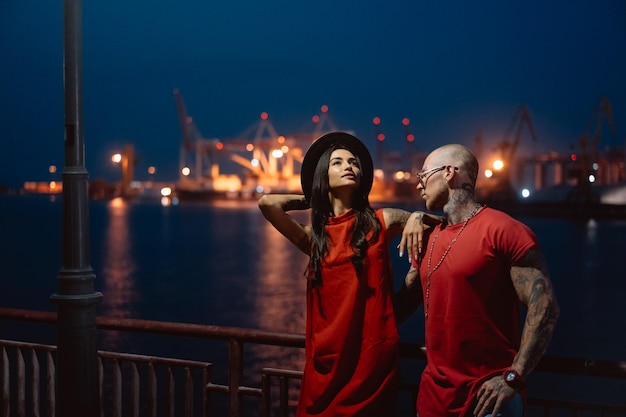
[0,307,304,348]
[3,307,626,416]
[2,307,626,380]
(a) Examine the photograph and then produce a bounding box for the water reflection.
[249,210,309,376]
[100,198,137,319]
[254,216,308,332]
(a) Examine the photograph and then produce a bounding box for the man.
[403,144,559,417]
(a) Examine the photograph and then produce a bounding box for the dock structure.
[174,91,345,198]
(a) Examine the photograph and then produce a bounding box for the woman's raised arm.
[258,194,312,255]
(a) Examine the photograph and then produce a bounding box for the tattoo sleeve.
[510,248,560,377]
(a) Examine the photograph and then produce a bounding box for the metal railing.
[1,307,626,417]
[1,340,211,417]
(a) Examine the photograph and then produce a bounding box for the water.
[1,194,626,409]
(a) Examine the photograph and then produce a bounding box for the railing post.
[50,0,103,415]
[228,339,243,417]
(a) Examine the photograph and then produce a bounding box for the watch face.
[503,369,525,390]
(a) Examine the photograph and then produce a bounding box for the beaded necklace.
[424,204,483,319]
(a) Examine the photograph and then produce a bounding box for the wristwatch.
[502,369,526,390]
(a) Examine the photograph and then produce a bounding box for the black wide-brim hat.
[301,131,374,202]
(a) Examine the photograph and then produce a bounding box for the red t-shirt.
[416,207,537,417]
[297,209,400,417]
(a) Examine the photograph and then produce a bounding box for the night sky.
[2,1,625,187]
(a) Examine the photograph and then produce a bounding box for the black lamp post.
[50,0,103,415]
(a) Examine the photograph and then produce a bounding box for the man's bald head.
[427,144,479,186]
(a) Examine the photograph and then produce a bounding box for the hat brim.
[300,131,374,202]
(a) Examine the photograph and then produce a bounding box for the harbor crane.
[570,96,616,200]
[172,89,325,196]
[496,104,538,174]
[483,104,537,203]
[173,88,223,181]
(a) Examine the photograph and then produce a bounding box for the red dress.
[416,208,537,417]
[297,209,400,417]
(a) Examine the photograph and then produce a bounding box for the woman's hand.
[398,211,426,262]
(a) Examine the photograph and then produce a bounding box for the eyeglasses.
[415,165,446,187]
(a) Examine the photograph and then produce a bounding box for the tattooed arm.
[510,248,560,376]
[258,194,312,255]
[474,248,560,417]
[382,208,443,259]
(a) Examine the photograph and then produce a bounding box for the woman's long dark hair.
[308,144,381,287]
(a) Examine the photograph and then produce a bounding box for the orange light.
[402,117,410,126]
[373,117,381,125]
[260,112,269,120]
[216,142,224,150]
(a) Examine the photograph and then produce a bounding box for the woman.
[258,131,431,416]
